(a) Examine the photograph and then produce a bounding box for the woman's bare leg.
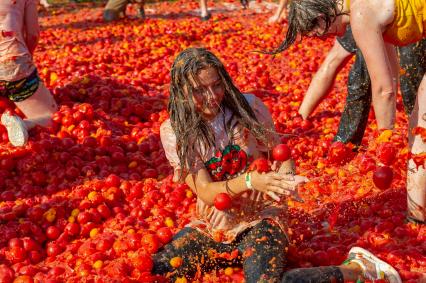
[407,74,426,222]
[15,82,58,130]
[199,0,208,17]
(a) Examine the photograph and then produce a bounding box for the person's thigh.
[237,220,288,283]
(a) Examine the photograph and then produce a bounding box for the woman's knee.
[15,82,57,119]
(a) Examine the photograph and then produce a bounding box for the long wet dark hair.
[169,47,272,174]
[271,0,346,54]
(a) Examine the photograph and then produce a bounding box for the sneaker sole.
[1,114,28,147]
[349,247,402,283]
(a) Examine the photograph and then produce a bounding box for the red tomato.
[46,226,61,240]
[248,158,270,173]
[373,166,393,190]
[272,144,291,161]
[377,142,397,166]
[105,174,120,188]
[77,212,92,225]
[97,204,111,219]
[156,227,173,244]
[214,193,233,211]
[96,237,114,252]
[327,141,352,165]
[359,154,376,174]
[46,242,62,257]
[8,238,23,249]
[141,234,160,254]
[131,253,153,272]
[22,238,38,251]
[0,264,15,283]
[8,246,26,263]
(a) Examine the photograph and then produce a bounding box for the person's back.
[0,0,37,81]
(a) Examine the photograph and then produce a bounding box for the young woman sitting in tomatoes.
[155,47,304,282]
[154,47,401,283]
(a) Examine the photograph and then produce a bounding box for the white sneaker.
[347,247,402,283]
[1,112,28,147]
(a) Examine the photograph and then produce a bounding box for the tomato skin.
[214,193,233,211]
[327,142,352,165]
[131,253,153,272]
[248,158,270,173]
[272,144,291,161]
[377,142,397,166]
[359,154,376,174]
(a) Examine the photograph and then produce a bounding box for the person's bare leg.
[15,82,58,130]
[371,44,398,130]
[407,74,426,222]
[199,0,209,18]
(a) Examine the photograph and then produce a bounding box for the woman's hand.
[250,171,301,201]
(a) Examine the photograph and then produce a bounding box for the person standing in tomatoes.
[0,0,57,147]
[155,47,304,282]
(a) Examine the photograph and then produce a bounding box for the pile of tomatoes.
[0,1,424,282]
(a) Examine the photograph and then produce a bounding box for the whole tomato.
[156,227,173,244]
[46,226,61,240]
[214,193,232,211]
[272,144,291,162]
[373,166,393,190]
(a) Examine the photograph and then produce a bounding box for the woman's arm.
[24,0,40,56]
[299,40,353,119]
[269,0,289,23]
[184,167,296,206]
[350,1,397,130]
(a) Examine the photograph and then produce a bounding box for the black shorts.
[0,69,40,103]
[336,26,357,54]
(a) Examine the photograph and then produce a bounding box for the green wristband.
[245,172,254,191]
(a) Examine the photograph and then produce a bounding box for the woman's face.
[308,15,346,37]
[185,66,225,120]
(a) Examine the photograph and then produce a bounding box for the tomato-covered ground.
[0,1,425,282]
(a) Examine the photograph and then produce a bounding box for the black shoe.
[200,13,211,21]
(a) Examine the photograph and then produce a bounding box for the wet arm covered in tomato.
[184,168,251,206]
